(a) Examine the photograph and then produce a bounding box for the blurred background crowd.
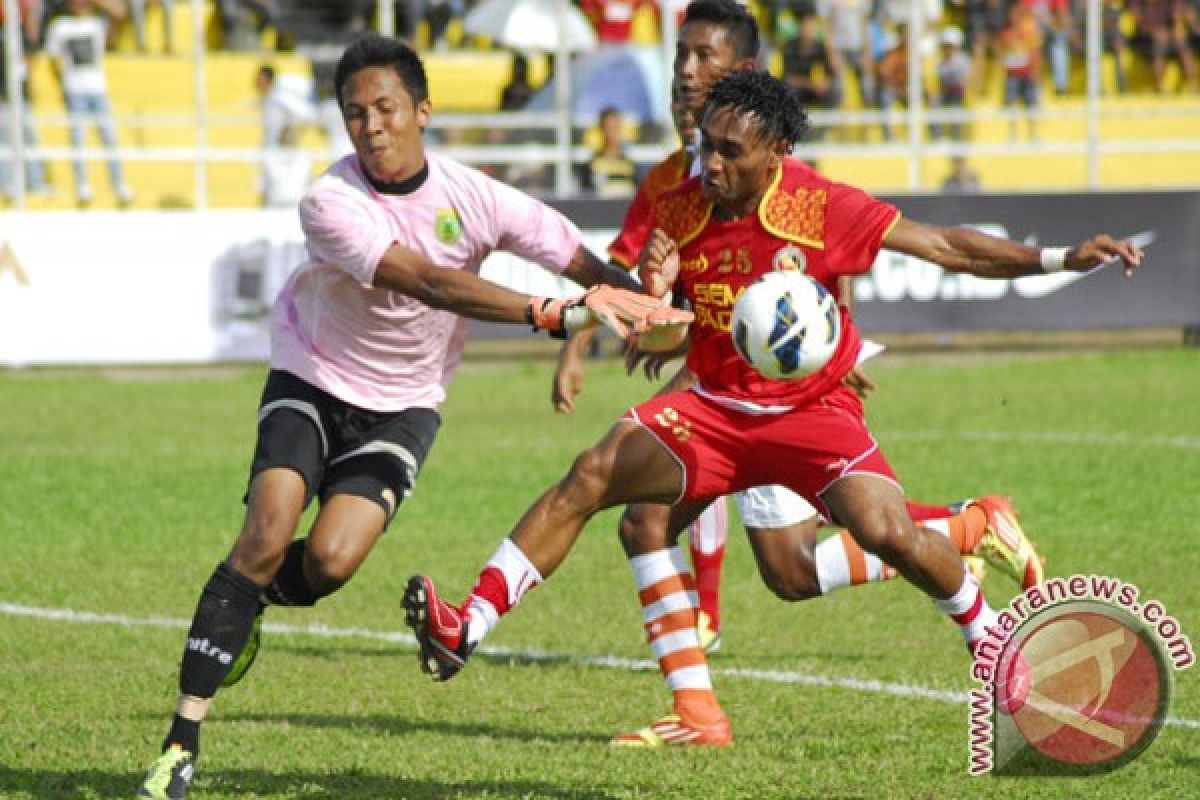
[2,0,1199,208]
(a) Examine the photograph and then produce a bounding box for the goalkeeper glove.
[525,286,693,339]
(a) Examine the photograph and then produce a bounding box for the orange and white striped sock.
[630,547,724,725]
[815,504,991,594]
[938,504,988,555]
[814,530,897,594]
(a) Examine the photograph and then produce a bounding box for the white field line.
[881,430,1200,451]
[490,430,1200,452]
[3,601,1197,730]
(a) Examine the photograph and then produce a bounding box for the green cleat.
[136,745,194,799]
[972,496,1045,591]
[220,611,262,688]
[696,609,722,654]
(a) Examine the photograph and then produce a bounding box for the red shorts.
[625,385,899,522]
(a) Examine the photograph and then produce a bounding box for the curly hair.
[704,69,810,146]
[334,33,429,107]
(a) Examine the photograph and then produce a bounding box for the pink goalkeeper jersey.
[271,152,582,411]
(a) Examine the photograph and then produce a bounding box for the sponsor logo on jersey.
[435,208,463,245]
[772,244,807,273]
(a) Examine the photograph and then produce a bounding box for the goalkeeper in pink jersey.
[136,34,689,800]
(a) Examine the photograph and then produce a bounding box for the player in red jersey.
[554,0,1034,668]
[403,67,1142,746]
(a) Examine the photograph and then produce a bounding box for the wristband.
[1040,247,1069,273]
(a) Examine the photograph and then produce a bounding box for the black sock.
[263,538,319,607]
[178,561,264,699]
[164,714,201,757]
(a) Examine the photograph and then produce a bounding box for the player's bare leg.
[822,475,997,650]
[405,420,683,680]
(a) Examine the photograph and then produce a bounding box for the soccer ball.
[731,271,841,380]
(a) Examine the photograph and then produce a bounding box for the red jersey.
[608,148,689,269]
[650,160,900,407]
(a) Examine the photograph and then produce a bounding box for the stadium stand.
[4,0,1200,209]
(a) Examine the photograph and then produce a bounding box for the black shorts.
[248,370,441,526]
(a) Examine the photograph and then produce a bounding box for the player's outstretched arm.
[373,242,534,323]
[560,246,643,292]
[882,219,1144,280]
[373,242,691,338]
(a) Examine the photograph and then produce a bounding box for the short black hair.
[334,33,429,107]
[705,69,809,147]
[682,0,760,61]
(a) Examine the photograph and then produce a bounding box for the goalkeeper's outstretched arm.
[372,241,689,339]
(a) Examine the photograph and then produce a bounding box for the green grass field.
[1,348,1197,799]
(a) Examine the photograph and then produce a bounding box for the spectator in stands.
[44,0,135,207]
[418,0,464,50]
[500,52,535,111]
[941,154,982,192]
[962,0,1008,94]
[255,64,316,205]
[933,24,970,140]
[1182,2,1200,84]
[1131,0,1197,92]
[781,13,843,139]
[874,24,907,141]
[580,0,653,45]
[1020,0,1072,94]
[261,123,312,208]
[309,57,354,160]
[216,0,280,51]
[0,0,53,201]
[125,0,173,52]
[370,1,417,40]
[819,0,873,107]
[578,106,638,196]
[1103,0,1129,94]
[999,3,1041,140]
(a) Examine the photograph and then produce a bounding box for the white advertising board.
[0,211,614,365]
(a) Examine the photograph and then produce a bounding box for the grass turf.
[1,347,1197,798]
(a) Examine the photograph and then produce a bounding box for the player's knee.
[302,540,360,596]
[852,512,917,565]
[761,566,822,601]
[617,505,674,554]
[231,509,295,583]
[757,547,821,601]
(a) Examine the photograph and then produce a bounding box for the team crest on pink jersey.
[772,244,807,273]
[435,208,463,245]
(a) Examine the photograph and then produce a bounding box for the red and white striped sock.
[463,538,542,648]
[933,564,998,650]
[688,499,728,633]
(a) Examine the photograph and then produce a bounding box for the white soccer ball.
[730,271,841,380]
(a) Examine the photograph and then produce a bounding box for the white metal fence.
[3,0,1200,208]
